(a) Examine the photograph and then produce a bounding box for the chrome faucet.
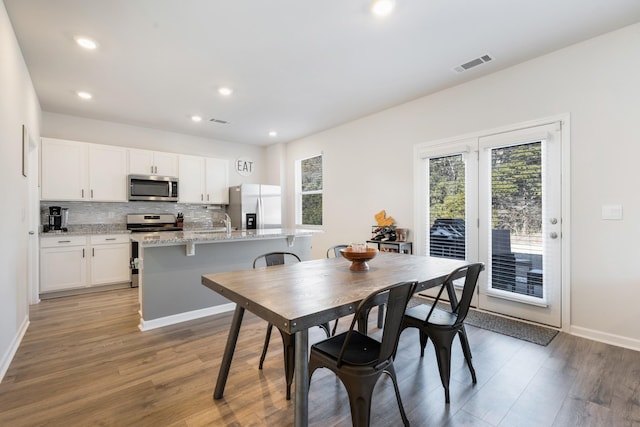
[223,213,232,234]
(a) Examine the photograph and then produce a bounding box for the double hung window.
[295,154,323,226]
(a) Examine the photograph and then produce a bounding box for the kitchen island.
[132,229,315,331]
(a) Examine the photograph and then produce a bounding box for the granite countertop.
[131,228,318,246]
[40,225,131,236]
[39,225,320,244]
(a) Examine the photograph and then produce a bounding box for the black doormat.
[408,296,559,346]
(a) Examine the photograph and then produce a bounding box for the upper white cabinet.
[205,157,229,204]
[88,145,128,201]
[41,138,87,201]
[178,154,205,203]
[41,138,228,204]
[179,155,229,204]
[41,138,127,202]
[128,148,178,177]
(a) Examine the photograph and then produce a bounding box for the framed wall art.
[22,124,28,177]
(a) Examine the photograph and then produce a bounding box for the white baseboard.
[139,303,236,331]
[571,325,640,352]
[0,316,30,383]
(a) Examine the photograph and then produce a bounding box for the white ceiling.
[5,0,640,146]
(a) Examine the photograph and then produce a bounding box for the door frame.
[413,114,571,332]
[28,134,40,305]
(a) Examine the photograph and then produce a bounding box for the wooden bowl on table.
[340,247,378,271]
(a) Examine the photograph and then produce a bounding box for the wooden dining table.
[201,252,469,427]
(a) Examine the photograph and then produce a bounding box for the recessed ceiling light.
[268,131,278,137]
[218,87,233,96]
[370,0,395,17]
[77,91,93,100]
[74,36,98,50]
[191,115,203,122]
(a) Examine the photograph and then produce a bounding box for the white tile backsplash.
[40,201,228,229]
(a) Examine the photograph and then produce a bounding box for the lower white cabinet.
[40,234,131,294]
[40,236,87,292]
[89,235,131,286]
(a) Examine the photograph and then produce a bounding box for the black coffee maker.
[46,206,68,232]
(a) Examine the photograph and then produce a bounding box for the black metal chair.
[253,252,331,400]
[309,281,417,427]
[399,262,483,403]
[327,244,385,335]
[326,245,349,335]
[326,244,349,258]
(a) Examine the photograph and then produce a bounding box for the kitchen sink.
[191,228,233,234]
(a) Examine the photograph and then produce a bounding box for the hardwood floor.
[1,288,639,426]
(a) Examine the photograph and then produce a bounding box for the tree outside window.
[296,155,323,226]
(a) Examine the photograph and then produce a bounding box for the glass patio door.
[422,138,479,306]
[477,123,562,327]
[422,122,563,327]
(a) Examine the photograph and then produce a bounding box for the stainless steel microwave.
[128,174,179,202]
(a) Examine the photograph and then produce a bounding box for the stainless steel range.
[127,214,183,287]
[126,214,182,233]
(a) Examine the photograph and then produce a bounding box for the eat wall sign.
[235,157,254,176]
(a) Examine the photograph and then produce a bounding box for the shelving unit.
[366,240,413,254]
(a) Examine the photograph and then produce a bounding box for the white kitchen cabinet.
[41,138,87,201]
[205,157,230,204]
[178,154,205,203]
[40,236,88,292]
[40,138,127,202]
[40,234,131,294]
[178,154,229,204]
[89,235,131,286]
[128,148,178,177]
[88,144,128,201]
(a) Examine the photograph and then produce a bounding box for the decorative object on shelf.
[340,247,378,271]
[374,210,395,227]
[372,210,400,241]
[367,240,413,255]
[371,226,396,242]
[371,210,410,246]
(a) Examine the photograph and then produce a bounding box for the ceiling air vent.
[209,118,230,124]
[453,54,493,73]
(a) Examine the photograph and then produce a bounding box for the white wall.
[286,24,640,348]
[42,112,268,187]
[0,0,41,380]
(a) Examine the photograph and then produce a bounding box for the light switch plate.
[601,204,623,220]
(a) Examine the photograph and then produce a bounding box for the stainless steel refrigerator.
[228,184,282,230]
